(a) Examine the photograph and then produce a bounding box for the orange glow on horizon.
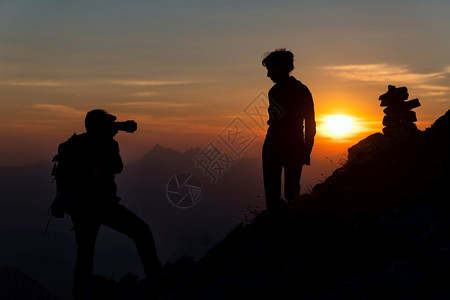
[316,111,382,144]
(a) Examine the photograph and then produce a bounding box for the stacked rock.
[379,85,421,137]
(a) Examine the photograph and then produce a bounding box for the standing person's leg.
[72,218,101,299]
[102,204,161,278]
[284,158,303,203]
[263,142,283,211]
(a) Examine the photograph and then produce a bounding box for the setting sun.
[325,114,354,136]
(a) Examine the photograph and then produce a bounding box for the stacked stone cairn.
[379,85,421,137]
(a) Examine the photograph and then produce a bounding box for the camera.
[113,120,137,133]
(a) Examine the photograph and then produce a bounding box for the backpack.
[50,157,70,218]
[45,134,77,232]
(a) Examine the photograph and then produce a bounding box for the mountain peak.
[150,143,169,152]
[142,144,181,159]
[0,266,59,299]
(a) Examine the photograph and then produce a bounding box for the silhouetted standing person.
[262,49,316,212]
[57,109,161,299]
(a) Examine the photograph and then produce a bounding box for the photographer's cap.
[85,109,116,133]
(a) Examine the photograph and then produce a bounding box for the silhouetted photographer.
[262,49,316,212]
[53,109,160,299]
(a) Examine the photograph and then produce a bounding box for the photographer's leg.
[72,219,101,299]
[103,204,161,278]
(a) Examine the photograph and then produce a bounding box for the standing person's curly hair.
[262,48,295,72]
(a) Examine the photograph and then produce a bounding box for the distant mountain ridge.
[0,143,264,298]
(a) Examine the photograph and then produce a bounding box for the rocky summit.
[82,110,450,299]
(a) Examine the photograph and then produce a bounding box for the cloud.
[0,80,70,87]
[111,101,201,108]
[30,104,85,118]
[322,63,450,99]
[322,63,449,84]
[126,91,159,97]
[0,79,192,87]
[111,80,191,86]
[415,84,450,91]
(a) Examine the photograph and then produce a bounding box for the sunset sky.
[1,0,449,180]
